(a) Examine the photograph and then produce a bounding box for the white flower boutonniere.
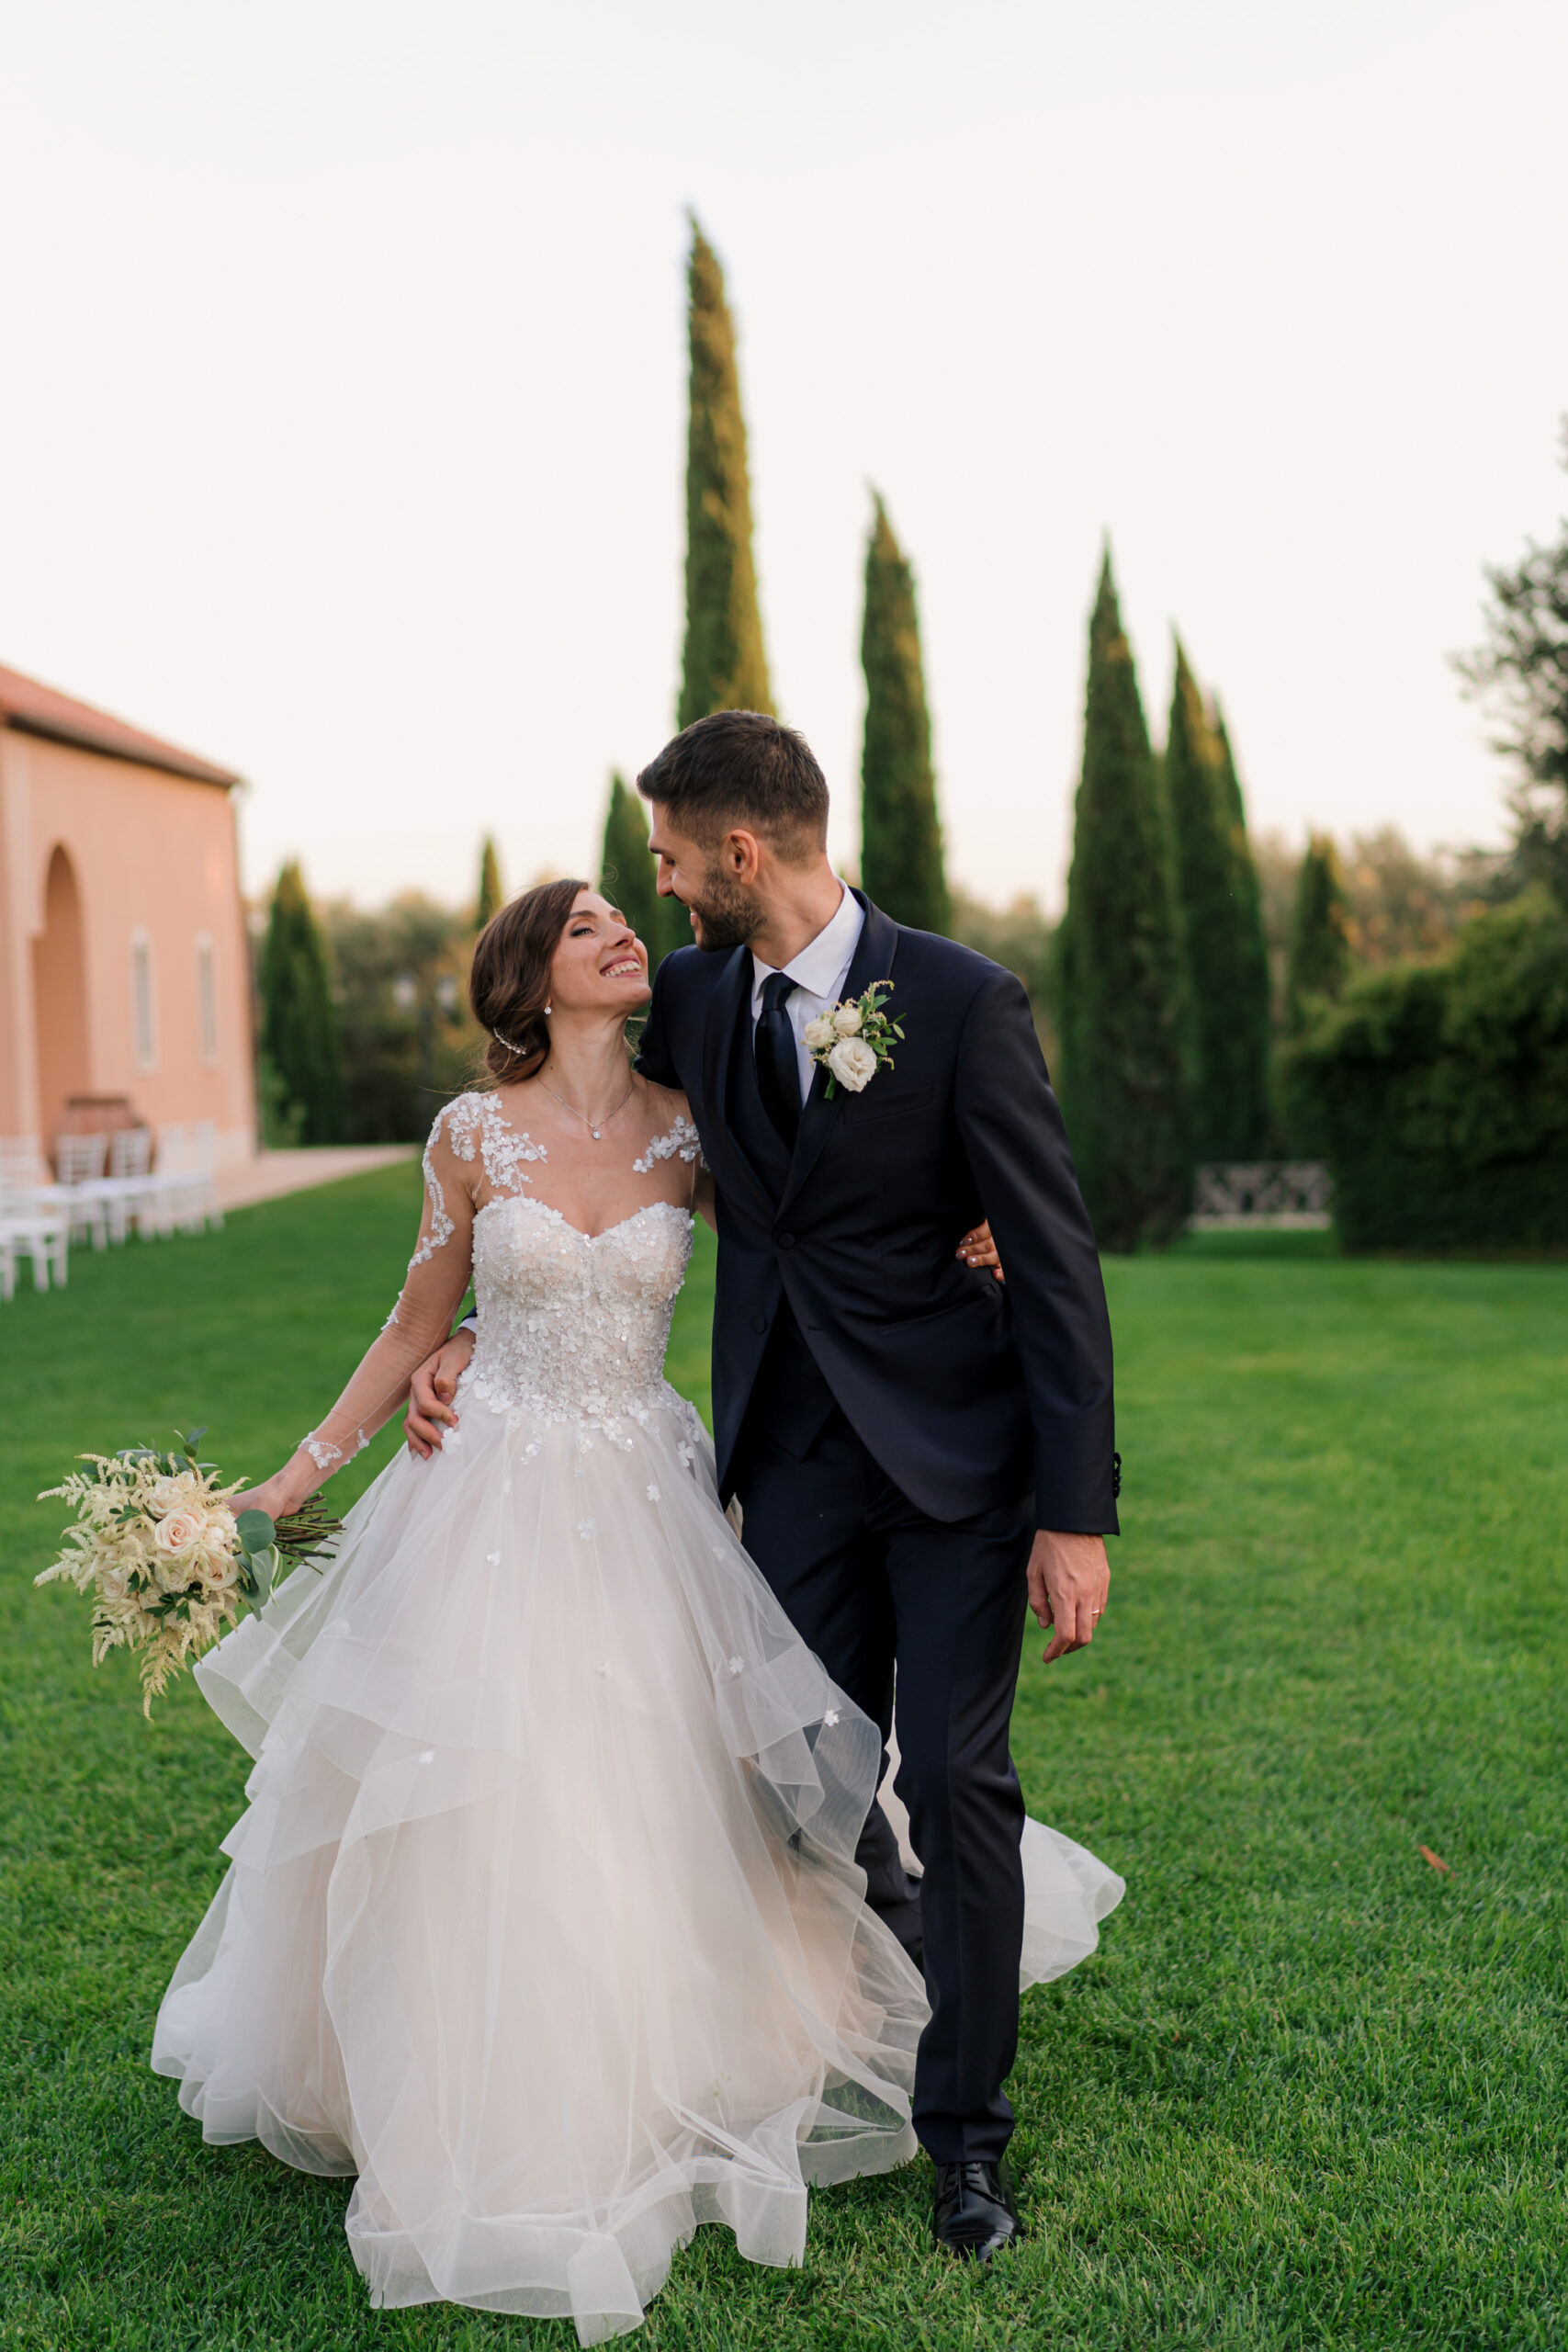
[806,981,903,1098]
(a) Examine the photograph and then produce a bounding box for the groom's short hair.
[636,710,829,860]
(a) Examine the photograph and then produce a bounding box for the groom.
[420,711,1118,2257]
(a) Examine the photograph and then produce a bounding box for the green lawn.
[2,1166,1563,2350]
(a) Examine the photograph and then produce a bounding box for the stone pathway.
[217,1145,418,1213]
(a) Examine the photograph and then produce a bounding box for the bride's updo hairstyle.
[470,876,590,1085]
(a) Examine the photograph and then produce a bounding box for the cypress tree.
[678,219,773,728]
[859,494,949,933]
[259,861,343,1146]
[1212,702,1247,830]
[1056,551,1190,1249]
[1287,835,1352,1028]
[475,836,503,930]
[599,772,688,970]
[1166,647,1272,1159]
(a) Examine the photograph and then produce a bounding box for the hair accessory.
[492,1026,525,1054]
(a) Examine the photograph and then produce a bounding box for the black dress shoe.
[931,2160,1022,2261]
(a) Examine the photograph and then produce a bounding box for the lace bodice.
[293,1091,704,1486]
[467,1198,694,1427]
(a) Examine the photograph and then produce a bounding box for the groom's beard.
[683,865,764,954]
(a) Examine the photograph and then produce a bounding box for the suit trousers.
[731,1331,1033,2165]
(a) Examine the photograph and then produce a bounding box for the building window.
[130,930,158,1070]
[195,935,219,1064]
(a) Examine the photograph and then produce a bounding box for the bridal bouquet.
[35,1430,341,1717]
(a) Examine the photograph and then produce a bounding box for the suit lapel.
[700,944,775,1222]
[776,894,900,1221]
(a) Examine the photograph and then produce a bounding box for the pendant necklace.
[540,1078,637,1142]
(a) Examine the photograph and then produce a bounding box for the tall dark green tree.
[1287,835,1352,1030]
[859,494,949,933]
[1454,417,1568,900]
[260,861,343,1145]
[1166,646,1271,1159]
[1212,702,1247,830]
[1056,551,1190,1250]
[678,219,773,728]
[475,836,503,930]
[599,772,688,969]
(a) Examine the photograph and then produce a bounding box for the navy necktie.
[755,972,802,1147]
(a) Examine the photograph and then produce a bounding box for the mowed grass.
[2,1164,1563,2351]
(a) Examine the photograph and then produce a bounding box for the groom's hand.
[404,1329,475,1457]
[1028,1530,1110,1663]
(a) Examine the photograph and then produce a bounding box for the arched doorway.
[32,845,89,1148]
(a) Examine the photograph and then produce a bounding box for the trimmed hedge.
[1288,892,1568,1250]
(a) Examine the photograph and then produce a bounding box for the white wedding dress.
[152,1097,1123,2344]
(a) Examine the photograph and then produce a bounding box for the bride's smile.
[545,891,652,1017]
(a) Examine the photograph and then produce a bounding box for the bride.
[152,878,1122,2344]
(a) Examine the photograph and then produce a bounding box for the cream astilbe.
[35,1436,336,1717]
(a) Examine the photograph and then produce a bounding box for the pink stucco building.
[0,662,255,1167]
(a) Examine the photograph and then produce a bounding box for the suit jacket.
[636,891,1119,1532]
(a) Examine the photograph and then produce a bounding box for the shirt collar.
[750,882,863,1011]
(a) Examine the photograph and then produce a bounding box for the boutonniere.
[801,981,903,1099]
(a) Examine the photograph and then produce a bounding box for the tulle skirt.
[152,1384,1122,2342]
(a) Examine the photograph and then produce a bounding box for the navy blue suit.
[637,892,1116,2161]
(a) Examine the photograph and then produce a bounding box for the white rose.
[831,1002,863,1036]
[153,1507,204,1555]
[99,1565,129,1602]
[801,1012,837,1053]
[146,1476,188,1517]
[827,1037,878,1093]
[203,1549,242,1593]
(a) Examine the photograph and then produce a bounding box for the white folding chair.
[186,1120,223,1231]
[0,1203,69,1290]
[154,1124,197,1234]
[103,1125,159,1241]
[152,1123,224,1236]
[0,1227,15,1303]
[0,1138,69,1246]
[54,1133,111,1250]
[0,1136,52,1195]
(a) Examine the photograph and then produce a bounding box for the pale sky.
[2,0,1563,913]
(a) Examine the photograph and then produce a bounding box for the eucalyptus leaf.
[235,1509,276,1555]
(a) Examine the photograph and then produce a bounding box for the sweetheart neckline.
[473,1194,694,1246]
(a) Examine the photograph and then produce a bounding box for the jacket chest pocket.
[844,1081,935,1126]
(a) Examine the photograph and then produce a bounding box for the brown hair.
[469,876,590,1084]
[636,708,829,859]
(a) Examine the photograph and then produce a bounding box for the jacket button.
[752,1314,769,1334]
[777,1232,795,1251]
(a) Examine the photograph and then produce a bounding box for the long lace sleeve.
[291,1104,480,1487]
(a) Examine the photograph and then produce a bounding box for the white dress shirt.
[750,883,865,1103]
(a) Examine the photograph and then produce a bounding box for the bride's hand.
[405,1329,475,1457]
[231,1459,317,1525]
[956,1220,1005,1282]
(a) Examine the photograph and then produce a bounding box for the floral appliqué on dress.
[632,1114,705,1175]
[411,1093,548,1267]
